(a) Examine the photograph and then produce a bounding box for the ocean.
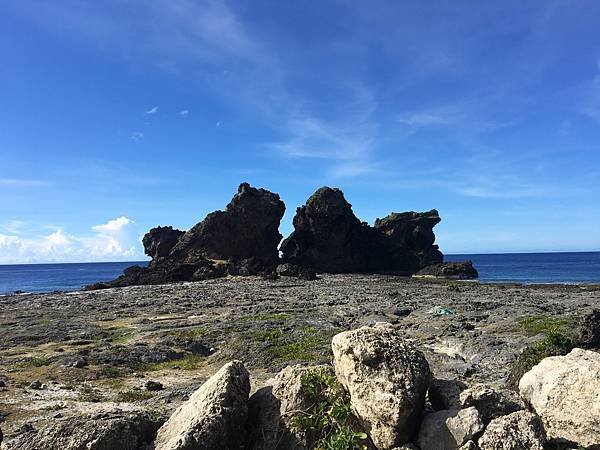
[0,252,599,294]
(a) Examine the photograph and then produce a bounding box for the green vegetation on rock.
[292,367,368,450]
[116,389,154,402]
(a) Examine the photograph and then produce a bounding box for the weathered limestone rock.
[477,411,545,450]
[4,410,163,450]
[459,384,525,424]
[519,348,600,448]
[154,360,250,450]
[417,407,484,450]
[578,309,600,348]
[280,187,443,275]
[246,365,331,450]
[429,378,467,411]
[457,441,478,450]
[331,323,431,448]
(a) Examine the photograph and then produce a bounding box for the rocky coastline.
[86,183,474,290]
[0,276,599,449]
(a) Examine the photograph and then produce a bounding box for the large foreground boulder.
[154,360,250,450]
[3,410,163,450]
[519,348,600,448]
[87,183,285,289]
[331,323,431,448]
[280,187,443,274]
[477,411,545,450]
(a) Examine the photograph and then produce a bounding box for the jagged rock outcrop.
[477,411,545,450]
[519,348,600,448]
[428,378,467,411]
[143,226,184,260]
[417,407,484,450]
[87,183,285,289]
[331,323,431,448]
[3,410,163,450]
[280,187,443,274]
[154,360,250,450]
[415,261,479,280]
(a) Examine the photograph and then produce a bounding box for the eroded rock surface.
[280,187,443,274]
[519,348,600,448]
[417,407,484,450]
[415,261,479,280]
[154,360,250,450]
[332,323,431,448]
[477,411,545,450]
[3,410,163,450]
[459,384,525,424]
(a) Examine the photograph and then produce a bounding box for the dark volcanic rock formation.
[87,183,285,289]
[280,187,443,274]
[415,261,479,280]
[143,226,184,260]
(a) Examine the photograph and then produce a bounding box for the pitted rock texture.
[519,348,600,448]
[3,410,163,450]
[477,411,545,450]
[280,187,442,274]
[154,360,250,450]
[331,323,431,449]
[417,407,484,450]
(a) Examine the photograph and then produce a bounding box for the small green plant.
[13,356,51,368]
[169,327,207,339]
[78,384,104,402]
[268,327,336,362]
[116,389,154,402]
[142,354,206,371]
[519,315,574,335]
[508,317,577,388]
[248,329,284,341]
[292,368,368,450]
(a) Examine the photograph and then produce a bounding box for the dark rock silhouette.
[87,183,285,289]
[415,261,479,280]
[280,187,443,274]
[143,226,184,260]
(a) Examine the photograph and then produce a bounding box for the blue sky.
[1,0,600,263]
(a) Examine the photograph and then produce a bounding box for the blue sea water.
[446,251,600,284]
[0,261,148,294]
[0,252,599,294]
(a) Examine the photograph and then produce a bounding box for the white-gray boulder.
[3,410,163,450]
[519,348,600,448]
[154,360,250,450]
[417,407,484,450]
[459,384,525,424]
[477,411,545,450]
[332,323,431,449]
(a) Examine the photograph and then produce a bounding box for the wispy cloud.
[179,109,189,117]
[130,131,144,142]
[145,106,158,115]
[0,178,52,187]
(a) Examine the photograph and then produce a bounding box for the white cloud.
[179,109,189,117]
[0,217,144,264]
[0,178,52,187]
[145,106,158,114]
[131,131,144,142]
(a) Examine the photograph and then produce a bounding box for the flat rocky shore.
[1,275,599,442]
